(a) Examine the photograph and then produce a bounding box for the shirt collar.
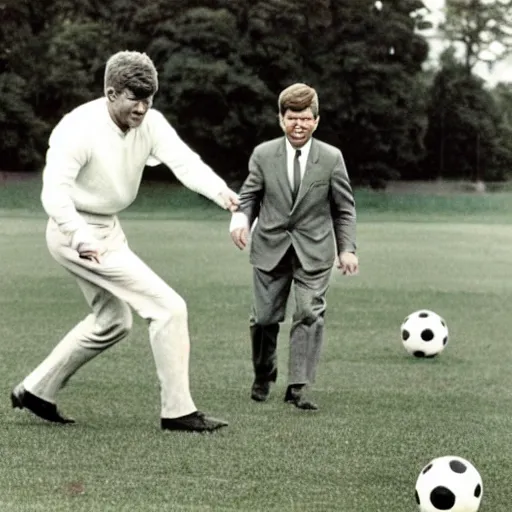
[285,137,312,160]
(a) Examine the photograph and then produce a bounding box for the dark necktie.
[292,149,301,201]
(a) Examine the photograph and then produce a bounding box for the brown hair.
[104,51,158,98]
[278,83,319,118]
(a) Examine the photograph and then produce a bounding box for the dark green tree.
[0,0,121,169]
[118,0,431,185]
[0,0,431,185]
[0,0,55,169]
[311,0,430,187]
[122,2,276,181]
[422,50,507,181]
[489,82,512,180]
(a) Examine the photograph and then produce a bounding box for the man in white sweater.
[11,51,239,432]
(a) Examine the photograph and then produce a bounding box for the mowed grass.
[1,182,512,511]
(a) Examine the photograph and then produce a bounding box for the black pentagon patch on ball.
[441,319,446,327]
[430,486,456,509]
[475,484,482,498]
[421,329,434,341]
[413,351,426,358]
[449,459,467,473]
[419,312,429,318]
[422,463,433,474]
[415,490,420,504]
[443,336,448,345]
[402,329,410,341]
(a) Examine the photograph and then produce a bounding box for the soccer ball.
[401,309,448,357]
[415,456,483,512]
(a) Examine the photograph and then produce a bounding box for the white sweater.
[41,98,227,246]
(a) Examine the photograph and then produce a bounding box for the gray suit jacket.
[239,137,357,272]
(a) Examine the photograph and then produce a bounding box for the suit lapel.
[274,138,293,206]
[291,138,320,212]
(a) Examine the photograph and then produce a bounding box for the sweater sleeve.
[40,115,93,248]
[148,111,228,208]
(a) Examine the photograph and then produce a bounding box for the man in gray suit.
[230,83,358,410]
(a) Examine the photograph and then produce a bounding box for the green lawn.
[1,183,512,511]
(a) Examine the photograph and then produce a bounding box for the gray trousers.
[250,248,331,387]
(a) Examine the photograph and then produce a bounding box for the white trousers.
[23,215,196,419]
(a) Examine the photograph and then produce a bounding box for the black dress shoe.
[290,397,319,410]
[161,411,228,432]
[284,385,319,411]
[251,381,270,402]
[11,387,75,424]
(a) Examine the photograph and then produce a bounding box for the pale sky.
[417,0,512,85]
[423,0,444,9]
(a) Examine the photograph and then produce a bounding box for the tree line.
[1,0,511,187]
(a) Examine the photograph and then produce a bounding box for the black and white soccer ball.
[415,456,483,512]
[401,309,448,358]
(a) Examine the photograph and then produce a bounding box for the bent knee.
[117,308,133,337]
[101,310,133,341]
[84,308,133,347]
[293,308,322,326]
[151,293,188,323]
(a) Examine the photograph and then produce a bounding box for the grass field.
[1,181,512,511]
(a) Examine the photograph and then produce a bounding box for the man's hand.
[337,251,358,275]
[218,188,240,212]
[231,227,249,250]
[77,242,107,264]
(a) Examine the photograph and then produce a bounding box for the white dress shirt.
[41,98,228,248]
[285,137,311,192]
[229,137,312,232]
